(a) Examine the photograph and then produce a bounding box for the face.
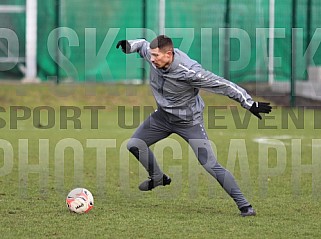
[150,47,173,69]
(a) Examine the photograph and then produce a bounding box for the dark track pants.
[126,109,250,209]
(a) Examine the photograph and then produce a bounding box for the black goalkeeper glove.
[249,102,272,120]
[116,40,131,53]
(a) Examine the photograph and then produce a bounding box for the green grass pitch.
[0,83,320,238]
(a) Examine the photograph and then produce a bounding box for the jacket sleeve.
[187,66,254,110]
[127,39,150,61]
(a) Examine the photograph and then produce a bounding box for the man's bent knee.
[127,138,148,157]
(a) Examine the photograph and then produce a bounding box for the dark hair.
[150,35,173,52]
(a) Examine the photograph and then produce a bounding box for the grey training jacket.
[128,39,254,125]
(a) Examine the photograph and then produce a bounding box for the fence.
[0,0,320,83]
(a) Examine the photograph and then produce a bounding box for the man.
[116,35,271,217]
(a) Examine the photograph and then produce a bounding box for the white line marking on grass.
[252,135,316,147]
[306,143,321,148]
[252,138,291,146]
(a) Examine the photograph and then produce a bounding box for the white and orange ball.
[66,188,94,214]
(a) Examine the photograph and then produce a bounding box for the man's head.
[150,35,174,69]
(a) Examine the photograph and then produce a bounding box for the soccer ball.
[66,188,94,214]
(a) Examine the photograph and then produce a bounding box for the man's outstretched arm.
[187,66,272,119]
[116,39,150,60]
